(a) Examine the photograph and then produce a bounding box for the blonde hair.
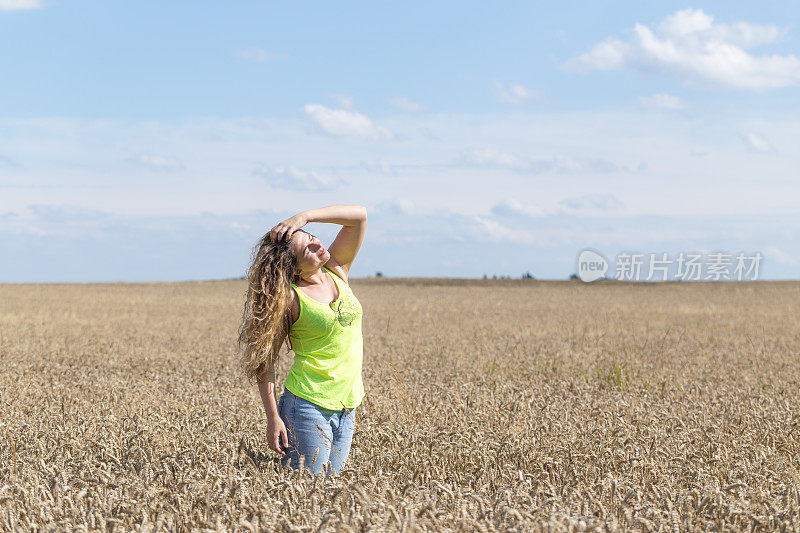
[238,232,299,382]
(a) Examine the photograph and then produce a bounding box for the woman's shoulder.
[288,286,301,325]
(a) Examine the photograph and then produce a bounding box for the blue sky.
[1,1,799,281]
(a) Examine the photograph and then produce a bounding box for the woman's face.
[291,230,330,275]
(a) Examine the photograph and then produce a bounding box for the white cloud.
[0,204,111,237]
[252,165,342,191]
[461,148,618,174]
[2,110,798,221]
[372,199,417,215]
[237,47,276,62]
[495,82,542,105]
[329,94,355,110]
[490,199,551,218]
[302,104,393,139]
[622,161,649,173]
[463,148,527,171]
[132,154,184,172]
[745,132,771,152]
[639,93,685,109]
[351,159,399,176]
[763,246,798,265]
[388,95,426,112]
[0,0,43,10]
[564,8,800,90]
[471,216,528,242]
[559,194,624,211]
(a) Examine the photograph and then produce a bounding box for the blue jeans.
[277,388,356,476]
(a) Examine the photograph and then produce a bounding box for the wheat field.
[1,278,799,532]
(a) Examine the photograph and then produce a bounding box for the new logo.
[577,249,609,282]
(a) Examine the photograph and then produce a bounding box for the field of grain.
[1,278,799,531]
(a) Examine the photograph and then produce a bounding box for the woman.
[238,205,367,476]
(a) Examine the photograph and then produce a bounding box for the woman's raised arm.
[307,205,367,276]
[269,205,367,275]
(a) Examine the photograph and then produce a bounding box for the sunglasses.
[330,300,355,327]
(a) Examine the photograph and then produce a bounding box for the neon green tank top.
[285,266,365,411]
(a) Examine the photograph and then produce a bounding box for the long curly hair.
[238,232,299,382]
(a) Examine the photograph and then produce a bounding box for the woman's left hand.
[269,213,308,242]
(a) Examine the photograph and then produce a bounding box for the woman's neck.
[298,266,325,286]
